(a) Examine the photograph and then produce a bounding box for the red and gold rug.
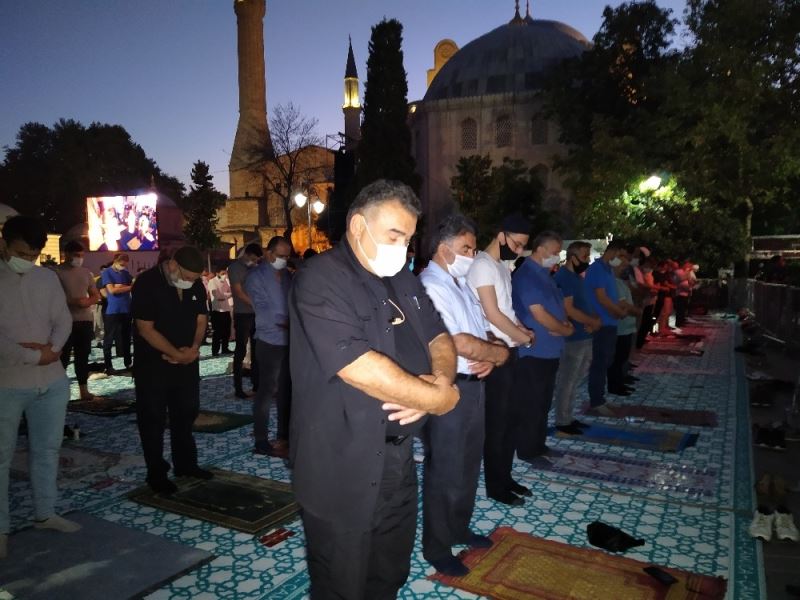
[430,527,727,599]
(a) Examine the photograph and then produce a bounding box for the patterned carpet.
[6,318,764,599]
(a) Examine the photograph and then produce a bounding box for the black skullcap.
[500,213,531,235]
[173,246,205,273]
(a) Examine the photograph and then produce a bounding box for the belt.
[456,373,481,382]
[385,435,409,445]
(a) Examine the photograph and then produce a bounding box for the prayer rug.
[641,345,704,357]
[191,410,253,433]
[0,512,213,600]
[554,424,699,453]
[10,445,121,484]
[67,397,136,416]
[523,449,716,497]
[128,468,298,534]
[579,403,718,427]
[430,527,727,599]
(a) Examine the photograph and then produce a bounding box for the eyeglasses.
[504,232,527,253]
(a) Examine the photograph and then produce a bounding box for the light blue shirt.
[244,263,290,346]
[420,261,488,375]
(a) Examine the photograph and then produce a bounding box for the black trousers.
[233,313,258,393]
[422,379,484,562]
[103,312,131,370]
[253,341,291,443]
[675,295,689,327]
[483,351,519,497]
[653,293,666,326]
[636,304,654,349]
[210,311,232,355]
[302,437,416,600]
[514,356,559,460]
[134,370,200,481]
[60,321,94,385]
[607,333,633,392]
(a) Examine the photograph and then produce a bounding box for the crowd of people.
[0,180,703,597]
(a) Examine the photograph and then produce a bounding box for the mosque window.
[495,116,512,148]
[533,164,550,188]
[461,119,477,151]
[531,118,549,145]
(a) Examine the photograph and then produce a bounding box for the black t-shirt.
[653,270,668,299]
[130,264,208,376]
[383,279,430,436]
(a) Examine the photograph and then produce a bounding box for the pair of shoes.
[523,455,553,469]
[753,426,787,451]
[175,467,214,480]
[608,385,634,396]
[570,419,590,429]
[465,532,493,549]
[509,481,532,497]
[32,515,82,533]
[234,389,255,399]
[254,441,273,456]
[749,506,800,542]
[556,424,584,435]
[488,490,524,506]
[589,403,616,417]
[147,477,178,494]
[587,521,645,552]
[429,555,469,577]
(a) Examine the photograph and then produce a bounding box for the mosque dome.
[424,18,590,102]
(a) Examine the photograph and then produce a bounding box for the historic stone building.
[409,2,590,234]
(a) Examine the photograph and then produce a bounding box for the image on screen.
[87,194,159,252]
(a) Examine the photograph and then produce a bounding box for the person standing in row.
[56,240,102,401]
[289,180,459,599]
[512,231,573,464]
[420,214,510,577]
[466,215,535,507]
[101,252,133,375]
[207,267,233,356]
[229,243,262,399]
[0,216,81,561]
[245,236,292,458]
[131,246,213,494]
[608,250,640,396]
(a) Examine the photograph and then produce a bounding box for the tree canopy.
[182,161,226,250]
[0,119,185,234]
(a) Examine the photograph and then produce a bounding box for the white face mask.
[71,257,84,268]
[8,256,35,274]
[446,251,474,279]
[541,255,560,269]
[271,257,287,271]
[609,257,623,268]
[173,278,193,290]
[357,217,408,278]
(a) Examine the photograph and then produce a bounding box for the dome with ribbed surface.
[424,20,590,101]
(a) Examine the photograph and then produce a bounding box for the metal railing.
[727,278,800,346]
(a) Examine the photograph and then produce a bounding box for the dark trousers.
[210,311,232,355]
[607,333,633,392]
[483,352,519,496]
[653,293,666,326]
[589,326,618,407]
[422,379,484,562]
[60,321,94,385]
[675,295,689,327]
[134,371,200,481]
[513,356,559,460]
[253,340,290,443]
[302,438,416,600]
[233,313,258,393]
[636,304,654,349]
[103,312,131,370]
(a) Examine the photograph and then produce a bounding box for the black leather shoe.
[608,387,632,397]
[488,491,524,506]
[556,424,584,435]
[429,555,469,577]
[147,477,178,495]
[509,481,532,497]
[175,467,214,480]
[624,375,640,383]
[571,419,590,429]
[465,532,493,548]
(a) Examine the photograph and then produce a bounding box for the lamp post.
[293,191,326,251]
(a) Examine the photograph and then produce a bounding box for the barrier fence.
[726,278,800,346]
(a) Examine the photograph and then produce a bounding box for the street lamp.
[293,191,326,251]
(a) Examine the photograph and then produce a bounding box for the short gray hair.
[347,179,421,224]
[531,230,562,251]
[429,213,477,256]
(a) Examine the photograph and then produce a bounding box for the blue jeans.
[0,377,70,533]
[589,327,618,407]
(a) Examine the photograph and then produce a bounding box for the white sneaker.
[33,515,81,533]
[749,508,774,541]
[775,508,800,542]
[0,533,7,559]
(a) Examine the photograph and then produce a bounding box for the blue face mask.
[408,257,415,272]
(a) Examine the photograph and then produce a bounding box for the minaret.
[342,36,361,151]
[524,0,534,24]
[229,0,271,200]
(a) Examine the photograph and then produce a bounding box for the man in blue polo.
[512,231,573,465]
[584,239,630,415]
[101,252,133,375]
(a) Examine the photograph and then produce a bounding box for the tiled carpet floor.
[7,317,763,599]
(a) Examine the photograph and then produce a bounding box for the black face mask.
[573,258,590,275]
[499,233,519,261]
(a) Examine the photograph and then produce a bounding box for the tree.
[0,119,185,233]
[182,161,226,250]
[357,18,420,192]
[451,155,548,245]
[247,102,325,243]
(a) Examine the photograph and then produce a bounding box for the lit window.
[461,118,477,150]
[496,116,512,148]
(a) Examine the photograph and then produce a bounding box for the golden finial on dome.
[509,0,525,25]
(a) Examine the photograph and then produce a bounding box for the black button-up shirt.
[289,238,446,529]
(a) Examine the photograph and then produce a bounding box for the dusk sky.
[1,1,686,196]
